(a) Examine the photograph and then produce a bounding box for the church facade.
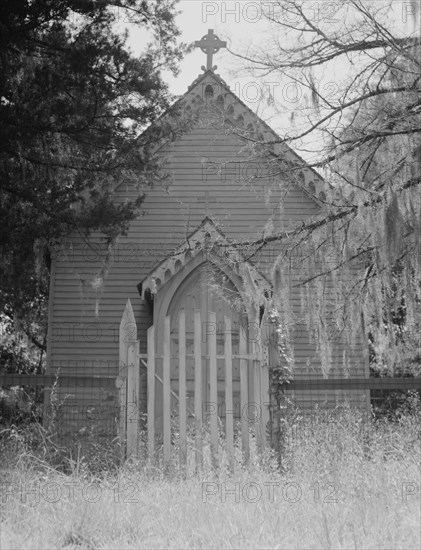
[46,32,369,442]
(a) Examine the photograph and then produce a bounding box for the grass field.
[1,406,420,549]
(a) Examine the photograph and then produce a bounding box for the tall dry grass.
[1,402,420,549]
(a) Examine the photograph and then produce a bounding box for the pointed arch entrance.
[140,219,272,441]
[167,261,249,424]
[146,253,252,435]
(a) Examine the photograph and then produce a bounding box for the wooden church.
[46,31,368,460]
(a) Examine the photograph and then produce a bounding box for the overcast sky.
[124,1,419,163]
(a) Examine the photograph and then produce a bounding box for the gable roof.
[137,69,330,206]
[138,217,272,300]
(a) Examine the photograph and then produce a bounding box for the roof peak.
[187,69,229,92]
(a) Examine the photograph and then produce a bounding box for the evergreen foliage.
[0,0,186,370]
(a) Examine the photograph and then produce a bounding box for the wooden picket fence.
[117,299,270,467]
[116,299,421,467]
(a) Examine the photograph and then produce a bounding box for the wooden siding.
[47,77,367,419]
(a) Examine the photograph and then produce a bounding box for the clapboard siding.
[47,72,367,415]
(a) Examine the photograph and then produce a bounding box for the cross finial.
[194,29,227,72]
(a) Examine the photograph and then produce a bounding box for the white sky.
[124,0,420,162]
[154,1,419,94]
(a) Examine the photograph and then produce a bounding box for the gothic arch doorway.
[139,219,272,437]
[167,262,249,424]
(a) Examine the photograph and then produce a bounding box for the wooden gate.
[117,299,270,468]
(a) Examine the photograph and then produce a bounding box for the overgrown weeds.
[1,398,420,549]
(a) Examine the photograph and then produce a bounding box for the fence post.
[179,309,187,473]
[163,315,171,467]
[253,339,262,454]
[260,346,270,446]
[224,315,235,472]
[239,323,249,464]
[118,299,140,458]
[117,306,128,443]
[126,339,140,457]
[194,309,203,472]
[147,325,155,462]
[209,311,218,469]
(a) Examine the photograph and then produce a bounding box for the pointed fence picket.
[163,315,171,465]
[116,299,140,458]
[224,315,235,471]
[194,309,203,471]
[147,325,155,462]
[208,311,219,468]
[178,309,187,470]
[239,325,250,464]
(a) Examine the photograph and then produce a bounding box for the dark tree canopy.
[0,0,186,370]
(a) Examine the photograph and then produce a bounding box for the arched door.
[167,263,248,424]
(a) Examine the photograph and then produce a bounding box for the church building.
[46,31,368,454]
